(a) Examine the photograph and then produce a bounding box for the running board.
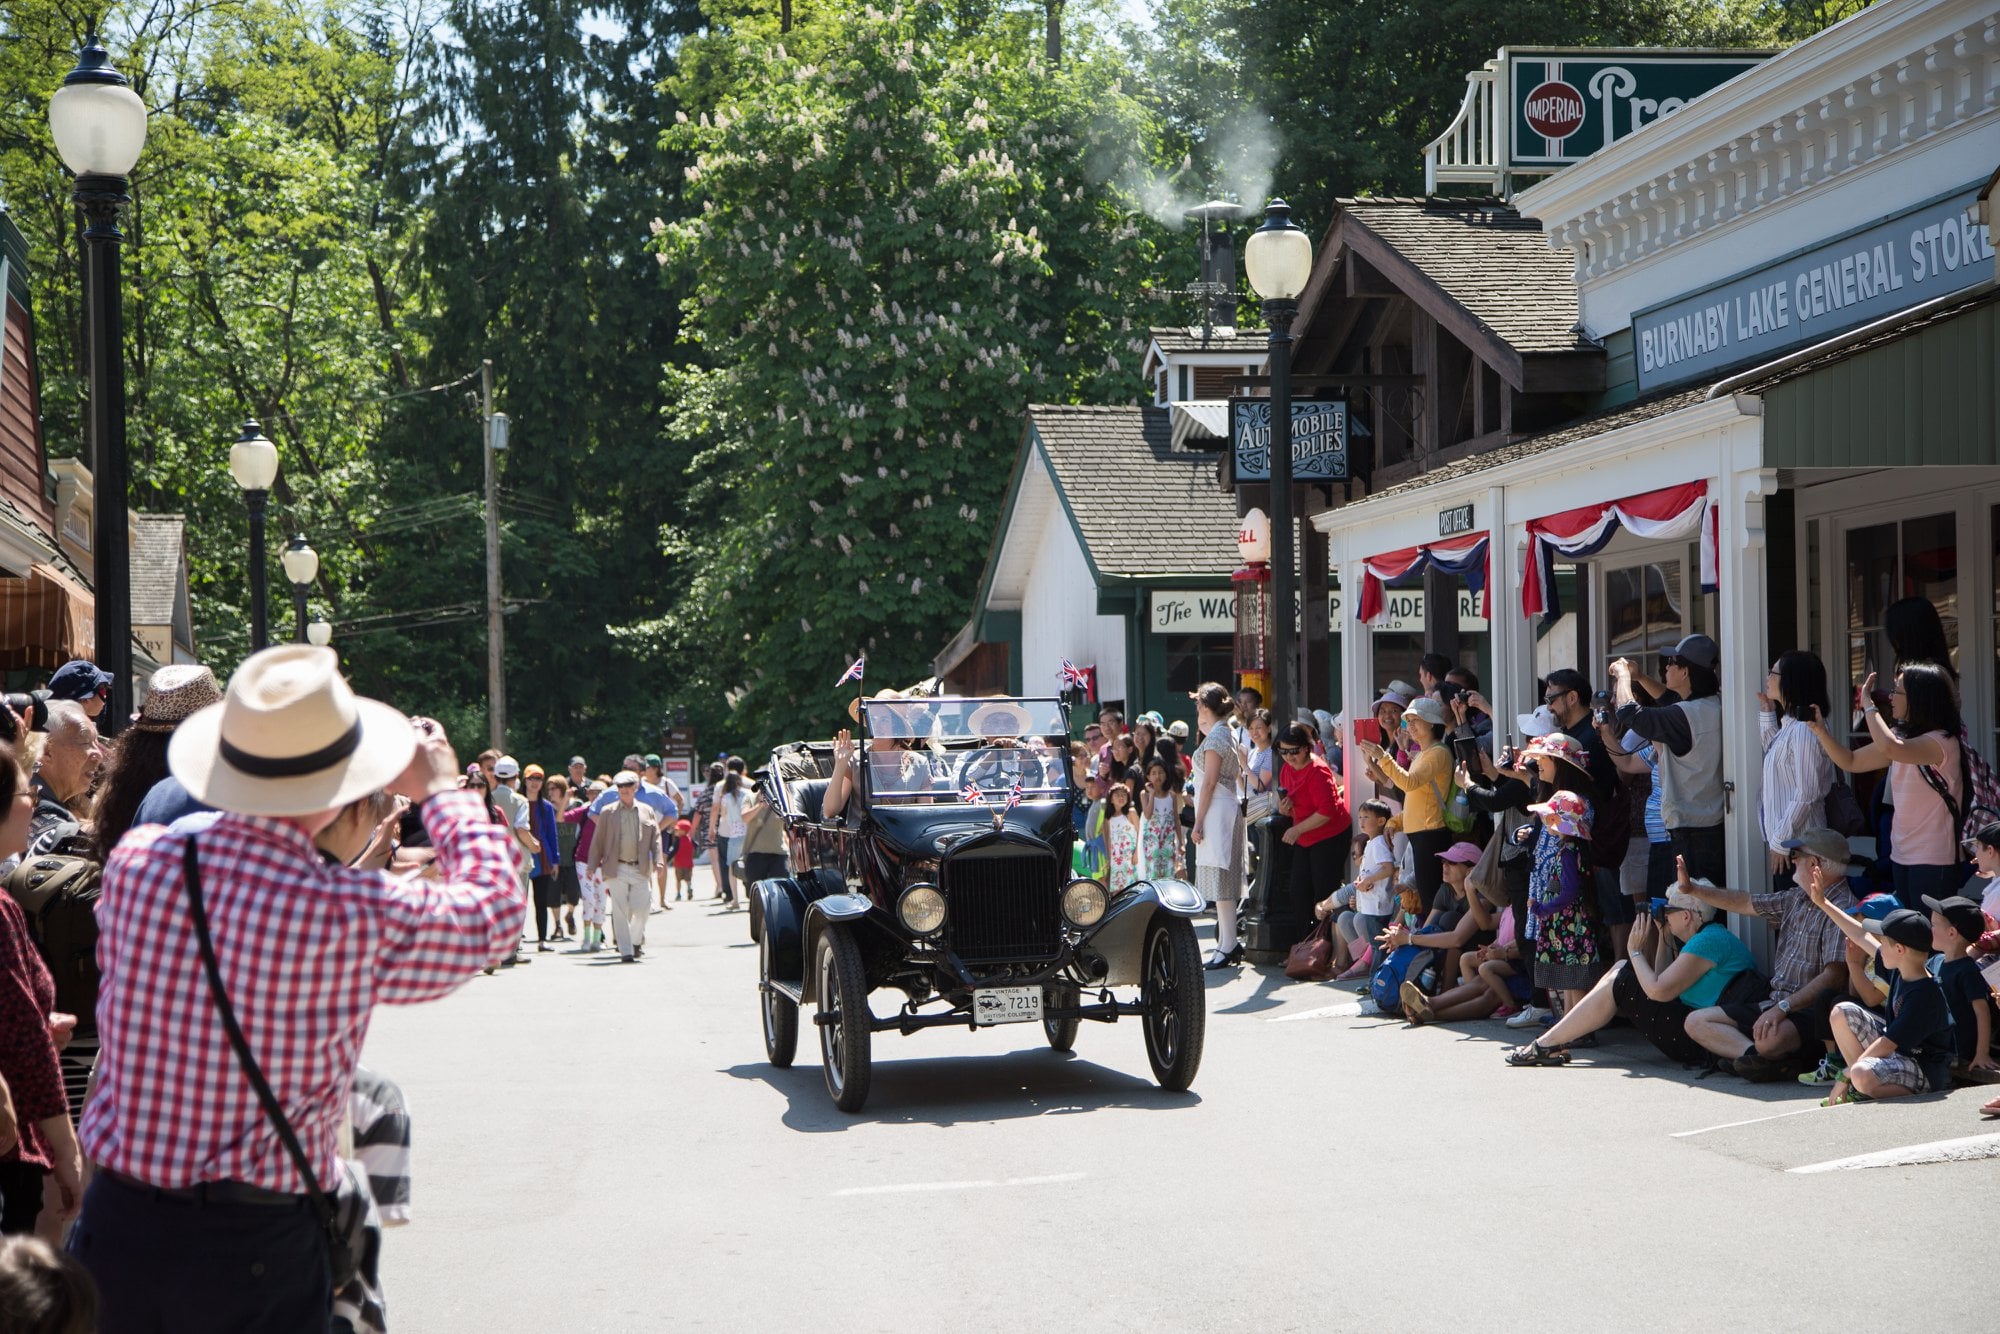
[761,979,804,1005]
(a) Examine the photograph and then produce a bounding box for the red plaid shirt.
[80,790,522,1193]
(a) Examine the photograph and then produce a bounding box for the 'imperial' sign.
[1230,399,1348,484]
[1510,51,1769,166]
[1634,186,1996,392]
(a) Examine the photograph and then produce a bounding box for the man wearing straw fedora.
[69,646,525,1329]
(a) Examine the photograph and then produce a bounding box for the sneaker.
[1356,998,1384,1017]
[1505,1004,1551,1030]
[1796,1055,1846,1086]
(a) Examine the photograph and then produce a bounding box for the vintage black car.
[748,695,1207,1112]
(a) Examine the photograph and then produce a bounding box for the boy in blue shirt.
[1806,856,1955,1103]
[1921,893,2000,1082]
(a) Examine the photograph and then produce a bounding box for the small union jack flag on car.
[960,782,984,805]
[835,655,865,686]
[1006,781,1023,810]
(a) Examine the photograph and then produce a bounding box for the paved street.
[365,874,2000,1333]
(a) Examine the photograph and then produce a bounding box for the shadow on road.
[1433,1024,1837,1108]
[724,1048,1201,1132]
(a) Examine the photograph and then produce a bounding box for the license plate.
[972,986,1042,1026]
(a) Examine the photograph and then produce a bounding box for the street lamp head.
[228,419,279,492]
[281,533,319,587]
[49,37,149,178]
[305,615,333,648]
[1244,198,1313,303]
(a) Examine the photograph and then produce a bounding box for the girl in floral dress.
[1141,756,1185,880]
[1104,783,1142,892]
[1522,788,1601,1018]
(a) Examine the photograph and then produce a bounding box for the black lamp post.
[281,534,318,644]
[49,36,149,730]
[229,420,279,651]
[1240,199,1314,962]
[1242,199,1313,722]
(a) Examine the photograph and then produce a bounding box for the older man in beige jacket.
[585,770,663,962]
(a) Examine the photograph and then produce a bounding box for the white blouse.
[1758,710,1837,851]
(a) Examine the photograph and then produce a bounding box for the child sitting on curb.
[1804,857,1955,1104]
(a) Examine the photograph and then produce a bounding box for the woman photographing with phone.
[1354,697,1453,914]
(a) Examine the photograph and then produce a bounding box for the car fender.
[798,895,894,1005]
[1078,878,1205,987]
[755,877,812,987]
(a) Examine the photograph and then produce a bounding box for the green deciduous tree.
[649,1,1173,741]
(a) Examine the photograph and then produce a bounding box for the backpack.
[1918,732,1997,843]
[1369,942,1434,1016]
[1822,774,1868,838]
[1428,776,1476,836]
[3,826,104,1020]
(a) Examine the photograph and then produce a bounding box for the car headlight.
[897,883,946,936]
[1061,877,1109,928]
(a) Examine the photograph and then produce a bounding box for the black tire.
[1043,982,1080,1052]
[748,889,763,944]
[815,924,873,1112]
[1141,914,1205,1092]
[760,929,797,1068]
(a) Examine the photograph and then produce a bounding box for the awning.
[1168,400,1229,451]
[0,562,94,671]
[1522,481,1717,621]
[1360,533,1490,623]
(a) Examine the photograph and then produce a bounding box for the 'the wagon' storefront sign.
[1634,186,1996,391]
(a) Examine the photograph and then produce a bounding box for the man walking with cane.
[585,770,662,962]
[70,645,524,1329]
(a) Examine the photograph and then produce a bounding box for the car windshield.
[858,697,1070,807]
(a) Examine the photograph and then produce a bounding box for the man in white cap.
[585,770,662,961]
[69,645,523,1326]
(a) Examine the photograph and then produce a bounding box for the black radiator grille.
[944,850,1062,964]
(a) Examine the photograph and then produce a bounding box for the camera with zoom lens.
[0,690,52,742]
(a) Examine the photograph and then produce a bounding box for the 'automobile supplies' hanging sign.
[1633,185,1995,392]
[1230,399,1348,483]
[1510,50,1769,167]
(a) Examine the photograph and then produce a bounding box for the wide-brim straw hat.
[968,700,1035,738]
[169,645,415,817]
[848,687,908,725]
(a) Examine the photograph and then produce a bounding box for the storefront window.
[1603,558,1684,683]
[1162,634,1234,696]
[1846,513,1957,735]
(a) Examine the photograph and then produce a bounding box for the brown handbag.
[1285,917,1340,981]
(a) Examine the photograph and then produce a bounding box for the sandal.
[1819,1081,1870,1107]
[1505,1040,1570,1067]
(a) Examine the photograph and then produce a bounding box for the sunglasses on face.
[1277,745,1306,757]
[1661,656,1687,669]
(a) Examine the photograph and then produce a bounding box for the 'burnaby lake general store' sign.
[1634,186,1995,392]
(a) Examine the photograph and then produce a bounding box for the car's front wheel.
[760,929,797,1068]
[815,924,873,1112]
[1043,981,1079,1052]
[1141,914,1205,1092]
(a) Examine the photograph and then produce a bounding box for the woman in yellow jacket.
[1355,695,1456,914]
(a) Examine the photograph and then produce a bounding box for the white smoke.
[1128,105,1283,228]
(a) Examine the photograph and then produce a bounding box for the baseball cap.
[48,659,113,701]
[1779,828,1853,871]
[1875,907,1933,953]
[644,753,662,766]
[1854,893,1900,922]
[1663,633,1719,673]
[1920,894,1986,942]
[613,770,640,787]
[1438,841,1483,865]
[569,754,586,767]
[1167,720,1189,739]
[493,756,520,778]
[523,763,544,779]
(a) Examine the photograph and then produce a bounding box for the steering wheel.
[954,746,1040,794]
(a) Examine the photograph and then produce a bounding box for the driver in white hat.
[72,646,525,1327]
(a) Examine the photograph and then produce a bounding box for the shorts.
[1595,867,1636,926]
[1835,1002,1933,1093]
[1618,834,1650,899]
[674,862,694,884]
[556,865,582,906]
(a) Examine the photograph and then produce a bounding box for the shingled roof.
[1147,326,1268,357]
[130,513,184,625]
[1027,404,1242,578]
[1334,197,1584,355]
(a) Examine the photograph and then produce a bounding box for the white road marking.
[834,1172,1085,1197]
[1786,1133,2000,1174]
[1670,1104,1830,1138]
[1270,1002,1363,1022]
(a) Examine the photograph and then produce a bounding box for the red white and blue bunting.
[1359,532,1490,624]
[1522,481,1717,621]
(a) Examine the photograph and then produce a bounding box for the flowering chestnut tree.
[649,3,1171,737]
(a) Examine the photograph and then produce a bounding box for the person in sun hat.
[1517,788,1601,1019]
[90,665,225,861]
[70,645,523,1326]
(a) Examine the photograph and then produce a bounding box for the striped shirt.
[81,790,522,1194]
[1758,711,1837,852]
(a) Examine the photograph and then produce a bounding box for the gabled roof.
[130,513,186,625]
[1026,405,1243,581]
[1147,326,1268,357]
[1331,197,1584,355]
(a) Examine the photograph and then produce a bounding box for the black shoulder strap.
[1917,763,1964,835]
[181,840,337,1230]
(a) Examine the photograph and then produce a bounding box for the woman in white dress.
[1189,682,1247,968]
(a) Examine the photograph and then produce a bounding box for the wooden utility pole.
[482,359,508,750]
